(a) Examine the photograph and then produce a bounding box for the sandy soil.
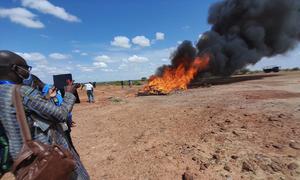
[2,72,300,180]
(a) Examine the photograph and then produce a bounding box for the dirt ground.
[3,72,300,180]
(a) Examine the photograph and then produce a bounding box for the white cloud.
[156,32,165,40]
[102,69,114,72]
[49,53,70,60]
[93,61,108,68]
[91,55,110,68]
[0,8,44,28]
[17,51,73,81]
[21,0,80,22]
[68,46,178,82]
[177,41,183,44]
[94,55,113,63]
[71,40,79,44]
[118,63,128,70]
[182,25,191,30]
[77,60,109,73]
[16,52,47,64]
[142,47,175,60]
[128,55,149,63]
[72,49,80,53]
[73,50,88,56]
[38,66,68,74]
[132,36,150,47]
[65,66,73,70]
[76,65,95,72]
[40,34,49,38]
[77,55,114,73]
[111,36,131,48]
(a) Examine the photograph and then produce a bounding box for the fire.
[139,54,210,95]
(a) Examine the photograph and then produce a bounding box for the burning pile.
[139,55,209,95]
[139,0,300,96]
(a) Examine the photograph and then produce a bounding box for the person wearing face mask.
[23,74,76,146]
[23,74,86,174]
[0,50,90,179]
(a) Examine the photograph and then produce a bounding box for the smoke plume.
[158,0,300,76]
[156,41,196,76]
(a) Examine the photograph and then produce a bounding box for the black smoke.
[198,0,300,75]
[157,0,300,76]
[156,41,196,76]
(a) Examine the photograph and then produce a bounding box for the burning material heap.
[139,0,300,96]
[139,54,210,95]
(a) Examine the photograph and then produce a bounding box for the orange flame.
[140,54,210,95]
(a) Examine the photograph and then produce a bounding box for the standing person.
[121,80,124,89]
[67,79,81,104]
[84,82,94,103]
[0,50,90,179]
[128,80,132,88]
[25,75,88,179]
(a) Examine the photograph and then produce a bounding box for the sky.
[0,0,299,83]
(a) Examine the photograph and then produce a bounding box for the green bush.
[141,77,147,81]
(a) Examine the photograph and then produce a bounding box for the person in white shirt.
[84,82,94,103]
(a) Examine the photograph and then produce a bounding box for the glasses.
[13,64,32,72]
[0,64,32,80]
[0,64,32,72]
[12,64,32,80]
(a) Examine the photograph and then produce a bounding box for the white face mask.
[22,73,32,86]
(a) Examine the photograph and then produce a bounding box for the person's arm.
[20,85,76,122]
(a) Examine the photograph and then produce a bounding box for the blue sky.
[0,0,299,83]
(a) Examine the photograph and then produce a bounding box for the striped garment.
[0,84,90,180]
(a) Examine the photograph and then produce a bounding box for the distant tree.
[133,81,142,85]
[141,77,147,81]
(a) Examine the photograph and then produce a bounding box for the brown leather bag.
[11,85,76,180]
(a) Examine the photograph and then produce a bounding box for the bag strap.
[12,85,32,142]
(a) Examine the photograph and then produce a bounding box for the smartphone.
[53,74,81,103]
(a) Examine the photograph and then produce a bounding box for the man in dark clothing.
[128,80,133,88]
[0,50,90,179]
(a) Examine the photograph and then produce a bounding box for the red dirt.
[2,72,300,180]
